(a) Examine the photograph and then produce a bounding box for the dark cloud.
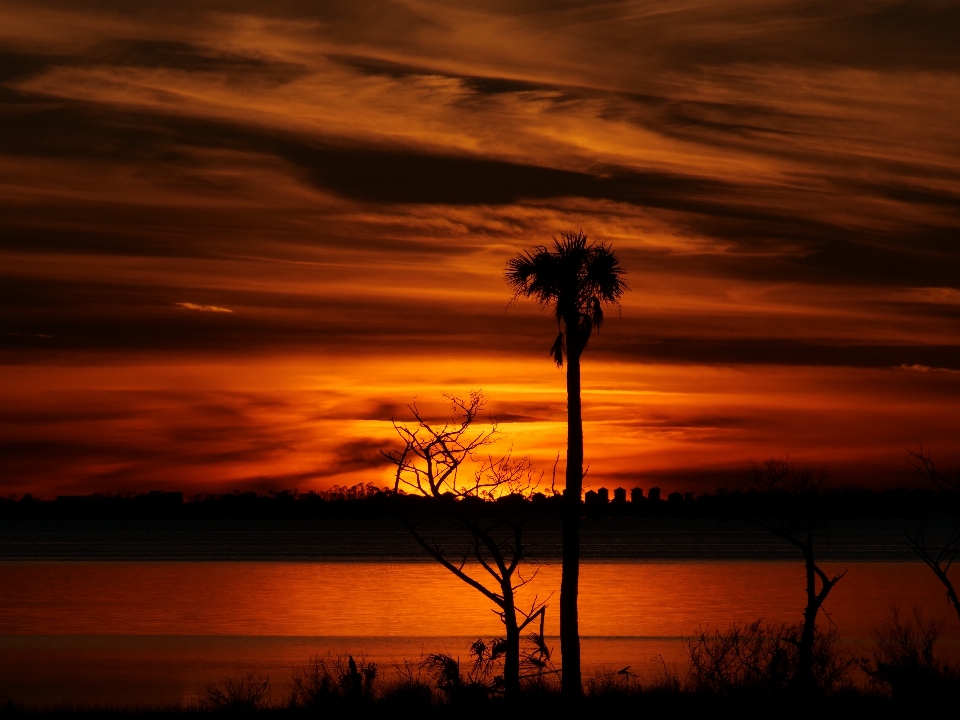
[622,414,750,430]
[0,91,726,208]
[93,40,310,85]
[790,233,960,287]
[330,438,393,473]
[6,262,960,370]
[9,0,439,30]
[0,408,142,425]
[0,42,308,86]
[0,439,156,465]
[0,397,393,494]
[0,50,65,83]
[866,183,960,214]
[328,53,563,96]
[4,65,959,288]
[619,227,960,289]
[0,391,306,493]
[738,2,960,71]
[561,0,960,74]
[600,336,960,370]
[5,92,958,293]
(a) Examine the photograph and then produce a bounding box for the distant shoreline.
[3,516,952,561]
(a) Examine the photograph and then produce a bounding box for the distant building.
[584,490,598,504]
[667,491,684,505]
[613,487,627,504]
[648,487,661,502]
[597,487,609,504]
[631,487,644,503]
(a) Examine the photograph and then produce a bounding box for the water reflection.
[1,560,956,706]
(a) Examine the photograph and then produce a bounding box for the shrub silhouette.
[204,673,270,712]
[419,632,556,704]
[686,620,851,694]
[379,660,434,712]
[288,654,377,707]
[858,607,959,700]
[422,652,491,705]
[583,666,641,697]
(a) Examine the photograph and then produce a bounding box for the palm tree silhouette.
[505,230,626,697]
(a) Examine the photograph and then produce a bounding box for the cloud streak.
[176,302,233,313]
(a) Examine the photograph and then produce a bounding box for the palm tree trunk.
[561,347,583,698]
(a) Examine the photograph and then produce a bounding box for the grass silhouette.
[7,621,959,720]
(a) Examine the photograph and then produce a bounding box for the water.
[2,559,958,706]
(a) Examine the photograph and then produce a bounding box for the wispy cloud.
[898,364,960,374]
[175,302,233,313]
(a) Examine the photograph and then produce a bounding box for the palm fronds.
[506,230,626,365]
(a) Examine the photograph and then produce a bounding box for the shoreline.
[3,517,949,562]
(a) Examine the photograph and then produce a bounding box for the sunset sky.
[3,0,959,497]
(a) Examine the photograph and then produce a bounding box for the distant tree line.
[3,484,958,523]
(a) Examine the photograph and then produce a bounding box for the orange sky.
[2,1,959,497]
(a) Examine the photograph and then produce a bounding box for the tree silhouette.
[505,230,626,697]
[743,458,847,692]
[906,446,960,624]
[382,391,552,697]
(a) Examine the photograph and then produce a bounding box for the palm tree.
[505,230,626,697]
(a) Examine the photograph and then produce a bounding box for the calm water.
[2,560,958,706]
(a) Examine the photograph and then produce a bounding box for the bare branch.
[402,518,505,608]
[908,443,960,492]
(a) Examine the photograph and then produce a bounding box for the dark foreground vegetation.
[5,691,948,720]
[6,610,958,720]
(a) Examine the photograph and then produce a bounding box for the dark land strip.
[3,488,956,561]
[1,517,952,561]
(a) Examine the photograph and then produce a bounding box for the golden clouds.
[1,1,959,495]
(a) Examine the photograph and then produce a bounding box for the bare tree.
[906,446,960,624]
[382,391,551,697]
[743,458,847,691]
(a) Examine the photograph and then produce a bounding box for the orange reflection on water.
[2,560,956,640]
[2,560,958,706]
